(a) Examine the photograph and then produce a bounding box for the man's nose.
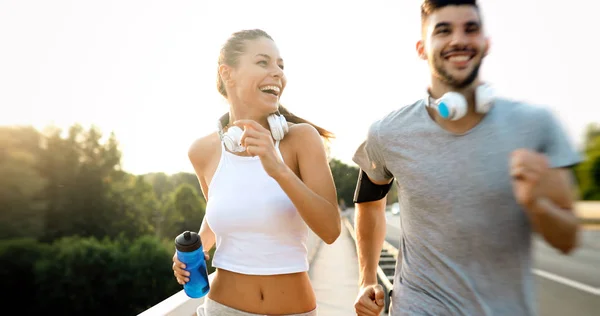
[449,31,469,46]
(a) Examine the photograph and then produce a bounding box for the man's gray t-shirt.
[352,98,582,316]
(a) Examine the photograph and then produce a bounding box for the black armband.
[353,170,393,203]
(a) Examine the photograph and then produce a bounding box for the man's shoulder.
[494,97,554,119]
[369,99,425,133]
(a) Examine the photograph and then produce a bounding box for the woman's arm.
[272,124,341,244]
[188,137,217,251]
[233,120,341,244]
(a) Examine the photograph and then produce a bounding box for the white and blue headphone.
[217,112,289,153]
[425,83,496,121]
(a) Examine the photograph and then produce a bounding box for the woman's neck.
[228,107,270,130]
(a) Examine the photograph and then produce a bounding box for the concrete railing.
[138,229,323,316]
[137,274,216,316]
[577,201,600,225]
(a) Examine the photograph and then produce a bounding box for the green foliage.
[35,124,124,241]
[143,171,204,203]
[0,238,50,315]
[329,158,360,207]
[107,174,158,239]
[159,183,206,240]
[0,126,47,239]
[0,235,180,315]
[574,123,600,200]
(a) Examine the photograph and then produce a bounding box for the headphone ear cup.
[268,114,288,141]
[223,126,244,152]
[437,92,467,121]
[475,84,495,114]
[279,114,289,135]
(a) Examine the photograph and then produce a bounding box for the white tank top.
[205,139,309,275]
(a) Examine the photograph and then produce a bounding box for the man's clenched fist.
[354,284,385,316]
[510,149,550,209]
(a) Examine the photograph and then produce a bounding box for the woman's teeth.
[260,85,280,95]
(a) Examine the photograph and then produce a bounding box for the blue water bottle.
[175,230,210,298]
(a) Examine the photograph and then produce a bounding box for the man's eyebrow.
[433,20,480,30]
[434,22,451,30]
[465,20,480,28]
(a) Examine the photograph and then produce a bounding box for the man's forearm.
[355,199,387,287]
[528,197,580,254]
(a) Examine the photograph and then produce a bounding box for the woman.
[172,29,341,316]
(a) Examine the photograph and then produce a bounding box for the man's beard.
[431,56,482,89]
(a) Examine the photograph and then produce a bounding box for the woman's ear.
[219,64,234,86]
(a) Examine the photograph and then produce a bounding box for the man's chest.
[384,127,541,225]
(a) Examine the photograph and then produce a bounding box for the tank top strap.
[275,139,284,161]
[217,139,231,163]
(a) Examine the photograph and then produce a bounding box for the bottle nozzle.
[184,231,191,240]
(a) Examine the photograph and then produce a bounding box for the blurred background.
[1,0,598,315]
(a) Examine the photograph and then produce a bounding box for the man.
[351,1,583,315]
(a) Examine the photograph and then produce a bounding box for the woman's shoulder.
[188,132,221,169]
[285,122,323,144]
[283,123,329,162]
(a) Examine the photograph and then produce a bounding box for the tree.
[107,174,158,239]
[30,235,179,315]
[143,171,205,203]
[574,123,600,200]
[159,183,206,239]
[37,124,124,240]
[329,158,359,208]
[0,126,47,239]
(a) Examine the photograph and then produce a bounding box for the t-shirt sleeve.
[539,108,584,169]
[352,120,394,183]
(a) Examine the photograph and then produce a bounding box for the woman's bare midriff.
[207,268,316,314]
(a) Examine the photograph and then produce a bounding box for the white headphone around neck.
[217,112,289,153]
[425,83,496,121]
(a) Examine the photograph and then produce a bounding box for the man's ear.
[483,37,491,57]
[416,40,427,60]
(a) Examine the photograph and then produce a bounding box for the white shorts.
[197,297,317,316]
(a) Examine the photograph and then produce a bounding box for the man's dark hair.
[421,0,480,27]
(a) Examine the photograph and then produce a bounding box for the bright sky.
[1,0,596,175]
